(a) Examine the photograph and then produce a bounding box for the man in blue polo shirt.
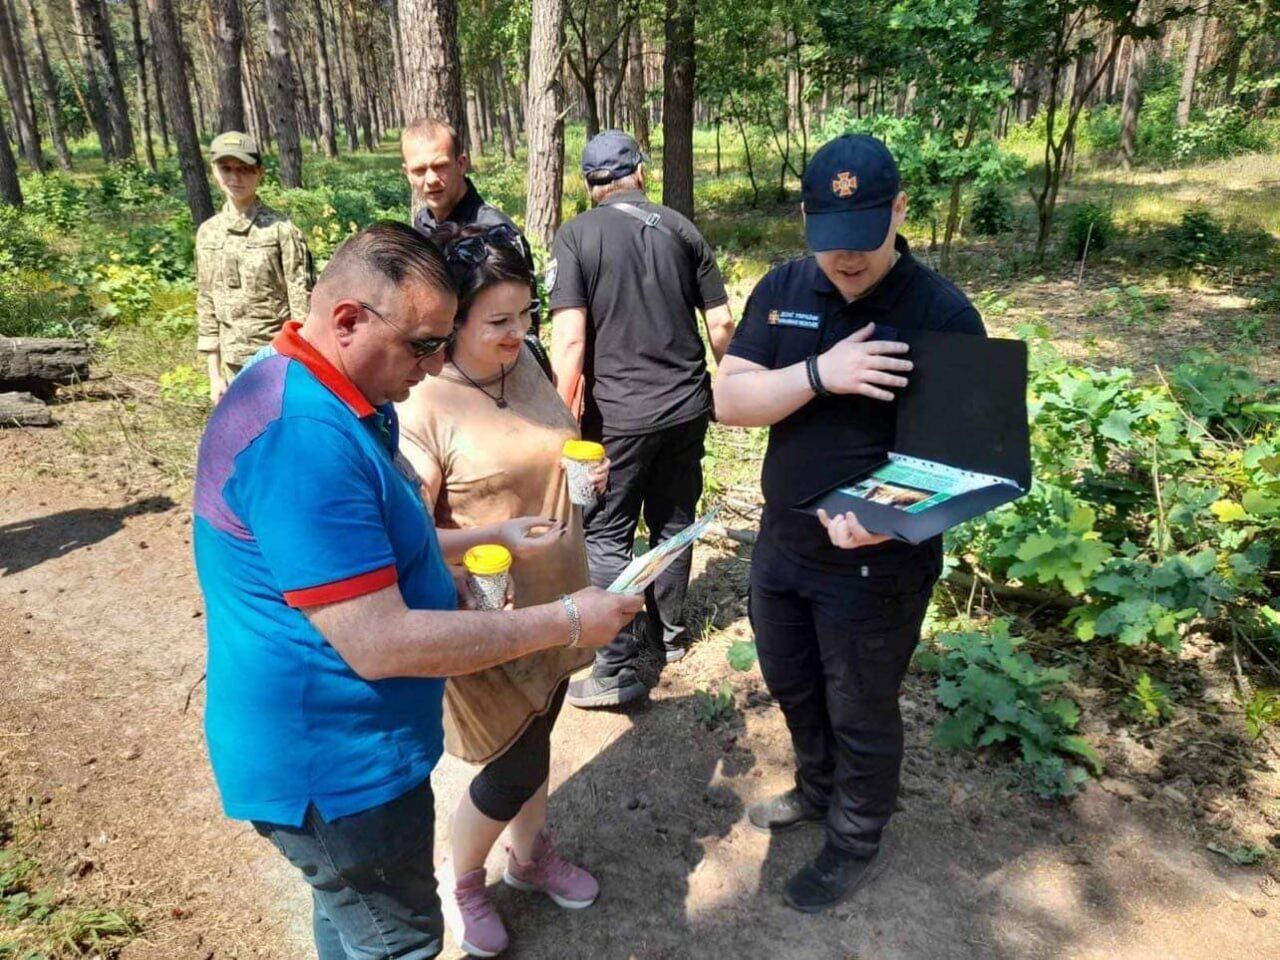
[192,221,642,959]
[714,136,985,913]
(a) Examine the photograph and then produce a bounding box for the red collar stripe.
[271,321,375,418]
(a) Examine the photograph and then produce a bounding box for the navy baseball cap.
[802,135,901,252]
[582,130,647,183]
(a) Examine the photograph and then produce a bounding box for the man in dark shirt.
[549,130,736,708]
[402,118,547,365]
[714,135,985,912]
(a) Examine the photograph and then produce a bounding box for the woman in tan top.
[398,223,609,957]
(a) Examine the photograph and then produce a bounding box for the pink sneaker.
[445,867,508,957]
[502,831,599,909]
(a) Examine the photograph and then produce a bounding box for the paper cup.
[463,544,512,611]
[562,440,606,508]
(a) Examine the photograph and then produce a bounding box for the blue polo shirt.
[193,322,456,826]
[726,236,985,569]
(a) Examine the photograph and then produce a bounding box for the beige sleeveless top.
[397,346,593,764]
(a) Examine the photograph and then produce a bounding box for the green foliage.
[115,212,196,282]
[98,162,181,211]
[0,208,53,272]
[19,172,86,229]
[1124,672,1176,726]
[90,259,164,325]
[916,620,1100,798]
[0,272,96,339]
[1163,206,1238,271]
[1066,551,1231,650]
[1206,841,1268,866]
[1240,690,1280,741]
[1170,351,1269,434]
[969,180,1015,236]
[1172,107,1271,164]
[0,846,136,956]
[694,681,736,729]
[158,364,211,407]
[1061,201,1114,260]
[726,640,759,672]
[1087,285,1170,328]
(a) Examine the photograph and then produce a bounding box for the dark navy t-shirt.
[726,236,985,569]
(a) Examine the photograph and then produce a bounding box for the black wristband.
[806,354,831,398]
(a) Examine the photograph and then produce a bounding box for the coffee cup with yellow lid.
[562,440,606,508]
[463,544,512,611]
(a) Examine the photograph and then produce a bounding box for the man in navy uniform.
[713,135,984,912]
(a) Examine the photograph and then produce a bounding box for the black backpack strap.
[607,201,692,257]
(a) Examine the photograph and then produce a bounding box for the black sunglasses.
[359,301,453,359]
[442,223,524,270]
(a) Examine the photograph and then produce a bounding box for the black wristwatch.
[805,354,831,398]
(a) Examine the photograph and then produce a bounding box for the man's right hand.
[815,323,913,401]
[569,587,645,648]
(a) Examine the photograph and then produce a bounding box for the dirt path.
[2,460,1277,959]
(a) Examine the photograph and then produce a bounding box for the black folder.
[794,331,1031,544]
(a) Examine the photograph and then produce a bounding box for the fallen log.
[0,391,54,427]
[0,337,91,400]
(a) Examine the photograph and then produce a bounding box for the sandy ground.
[2,461,1278,959]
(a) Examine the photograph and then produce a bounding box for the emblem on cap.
[768,310,780,326]
[832,171,858,198]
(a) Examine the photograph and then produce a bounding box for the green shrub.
[915,620,1101,798]
[1164,206,1237,271]
[158,363,210,406]
[0,207,54,272]
[0,271,96,338]
[1172,106,1270,163]
[969,180,1015,236]
[91,259,164,324]
[1125,673,1176,726]
[98,162,180,210]
[20,171,86,228]
[116,212,196,282]
[1061,201,1114,260]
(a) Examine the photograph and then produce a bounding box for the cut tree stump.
[0,337,91,400]
[0,391,54,427]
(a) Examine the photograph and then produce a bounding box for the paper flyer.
[608,510,719,596]
[837,455,1009,515]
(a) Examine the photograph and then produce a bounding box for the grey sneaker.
[663,642,689,664]
[567,670,646,708]
[747,788,826,834]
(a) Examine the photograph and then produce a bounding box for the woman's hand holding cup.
[500,516,566,559]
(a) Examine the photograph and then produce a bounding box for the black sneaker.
[783,844,885,914]
[747,788,826,834]
[566,669,646,708]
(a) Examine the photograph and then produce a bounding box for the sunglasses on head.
[442,223,524,269]
[359,301,454,359]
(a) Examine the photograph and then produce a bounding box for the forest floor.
[2,147,1279,959]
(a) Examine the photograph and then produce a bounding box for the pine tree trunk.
[213,0,247,132]
[494,60,517,160]
[1120,13,1150,170]
[627,25,648,152]
[386,0,406,123]
[264,0,303,186]
[330,0,358,151]
[147,0,214,224]
[662,0,695,220]
[81,0,135,161]
[0,0,42,170]
[67,2,115,159]
[310,0,338,155]
[466,85,485,157]
[123,0,155,170]
[22,0,71,170]
[0,106,20,205]
[525,0,565,248]
[1177,7,1209,128]
[398,0,467,150]
[149,22,170,155]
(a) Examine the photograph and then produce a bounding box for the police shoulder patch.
[545,258,558,291]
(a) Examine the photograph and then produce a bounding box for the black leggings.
[468,681,568,822]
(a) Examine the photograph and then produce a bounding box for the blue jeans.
[253,776,442,960]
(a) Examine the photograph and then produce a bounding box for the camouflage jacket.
[196,201,313,367]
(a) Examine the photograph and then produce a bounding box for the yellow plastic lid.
[464,544,513,575]
[562,440,605,461]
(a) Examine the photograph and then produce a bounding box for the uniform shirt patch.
[545,258,558,292]
[774,310,821,330]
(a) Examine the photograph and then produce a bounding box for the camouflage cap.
[210,131,262,166]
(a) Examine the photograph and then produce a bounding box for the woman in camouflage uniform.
[196,132,313,404]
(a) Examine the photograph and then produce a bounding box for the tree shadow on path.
[0,496,174,576]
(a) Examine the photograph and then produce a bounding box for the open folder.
[795,331,1031,544]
